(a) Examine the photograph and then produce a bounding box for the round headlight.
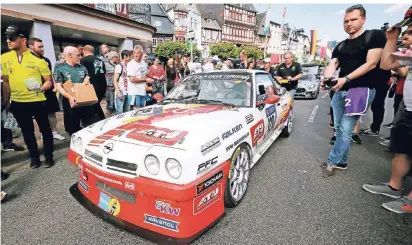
[145,155,160,175]
[165,159,182,179]
[76,137,84,153]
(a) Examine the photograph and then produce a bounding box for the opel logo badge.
[103,143,114,154]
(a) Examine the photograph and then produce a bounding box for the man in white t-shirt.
[114,50,132,115]
[362,20,412,214]
[127,45,152,110]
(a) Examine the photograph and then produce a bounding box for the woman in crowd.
[165,58,178,95]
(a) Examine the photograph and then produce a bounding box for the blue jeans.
[328,89,376,165]
[115,92,130,115]
[128,95,146,107]
[289,89,296,101]
[106,89,115,113]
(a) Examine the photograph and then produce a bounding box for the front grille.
[96,180,136,204]
[85,150,103,162]
[106,159,138,176]
[296,88,306,93]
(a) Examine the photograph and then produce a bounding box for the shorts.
[105,89,115,112]
[128,95,146,107]
[390,100,412,156]
[44,90,60,113]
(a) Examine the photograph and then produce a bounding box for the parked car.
[68,70,293,244]
[295,73,320,99]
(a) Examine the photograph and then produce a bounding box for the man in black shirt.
[276,52,303,99]
[321,5,386,178]
[80,45,106,119]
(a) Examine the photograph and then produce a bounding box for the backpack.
[336,29,375,54]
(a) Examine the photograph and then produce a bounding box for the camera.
[381,22,389,32]
[323,78,337,89]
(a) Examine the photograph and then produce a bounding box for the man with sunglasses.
[276,51,303,99]
[54,46,95,136]
[1,25,55,169]
[321,5,387,178]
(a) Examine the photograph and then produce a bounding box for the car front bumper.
[295,88,317,98]
[68,149,230,244]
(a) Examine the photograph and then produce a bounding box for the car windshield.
[301,74,314,81]
[164,72,252,107]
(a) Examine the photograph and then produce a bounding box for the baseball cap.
[264,58,271,63]
[5,25,27,39]
[107,51,119,59]
[393,6,412,28]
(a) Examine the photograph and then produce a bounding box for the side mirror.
[153,93,164,102]
[265,95,281,104]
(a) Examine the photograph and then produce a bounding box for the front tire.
[281,108,293,137]
[224,144,251,208]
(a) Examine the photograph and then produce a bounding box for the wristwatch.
[344,75,351,83]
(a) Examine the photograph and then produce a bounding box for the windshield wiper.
[185,98,236,107]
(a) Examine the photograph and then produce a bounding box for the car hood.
[298,80,318,87]
[80,103,250,151]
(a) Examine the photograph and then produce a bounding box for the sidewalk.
[1,101,108,166]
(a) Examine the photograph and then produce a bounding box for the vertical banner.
[310,30,317,56]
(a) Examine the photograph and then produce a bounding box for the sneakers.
[379,139,390,147]
[380,136,390,141]
[2,143,25,152]
[323,165,335,178]
[30,158,41,169]
[320,162,347,170]
[0,191,7,202]
[329,122,334,129]
[53,132,66,141]
[44,157,55,168]
[330,136,336,145]
[382,123,393,129]
[362,183,402,199]
[382,196,412,214]
[351,134,362,144]
[359,128,379,136]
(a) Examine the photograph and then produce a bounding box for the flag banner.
[310,30,318,56]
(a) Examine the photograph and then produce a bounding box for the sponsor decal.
[266,105,277,136]
[201,137,221,155]
[125,182,135,191]
[282,104,288,112]
[127,125,188,146]
[196,170,224,195]
[222,124,243,140]
[245,114,254,124]
[144,214,179,232]
[226,132,249,152]
[103,143,114,154]
[98,192,121,216]
[78,179,89,193]
[155,201,181,216]
[152,106,163,115]
[250,120,264,147]
[186,74,251,81]
[86,168,123,186]
[197,156,218,175]
[116,113,126,119]
[221,107,239,112]
[193,183,222,215]
[131,107,153,117]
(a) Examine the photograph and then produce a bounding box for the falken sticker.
[144,214,179,232]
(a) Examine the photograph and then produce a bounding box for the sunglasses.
[6,35,21,42]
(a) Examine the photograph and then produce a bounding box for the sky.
[254,4,411,42]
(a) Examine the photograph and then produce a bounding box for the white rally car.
[68,70,293,244]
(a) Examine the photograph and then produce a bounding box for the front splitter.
[69,183,226,245]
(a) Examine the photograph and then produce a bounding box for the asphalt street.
[2,91,411,245]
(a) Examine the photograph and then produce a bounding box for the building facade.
[1,4,155,68]
[150,4,174,52]
[162,4,189,43]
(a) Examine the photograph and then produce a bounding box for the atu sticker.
[250,120,264,147]
[193,183,222,215]
[127,125,188,146]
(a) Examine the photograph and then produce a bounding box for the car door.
[270,75,291,128]
[251,73,281,150]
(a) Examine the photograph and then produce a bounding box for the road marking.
[322,92,329,99]
[308,105,319,123]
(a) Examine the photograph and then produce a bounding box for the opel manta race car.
[68,70,294,244]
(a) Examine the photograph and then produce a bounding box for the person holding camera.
[321,5,386,178]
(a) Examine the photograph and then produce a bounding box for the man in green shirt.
[54,46,96,136]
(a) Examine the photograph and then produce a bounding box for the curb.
[1,140,70,167]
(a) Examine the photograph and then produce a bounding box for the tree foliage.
[209,42,239,60]
[154,41,201,62]
[239,45,264,60]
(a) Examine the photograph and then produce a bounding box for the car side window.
[255,74,276,99]
[268,75,284,95]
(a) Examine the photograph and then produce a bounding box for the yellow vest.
[1,50,51,102]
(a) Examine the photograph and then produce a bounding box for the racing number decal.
[266,105,277,134]
[250,119,264,147]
